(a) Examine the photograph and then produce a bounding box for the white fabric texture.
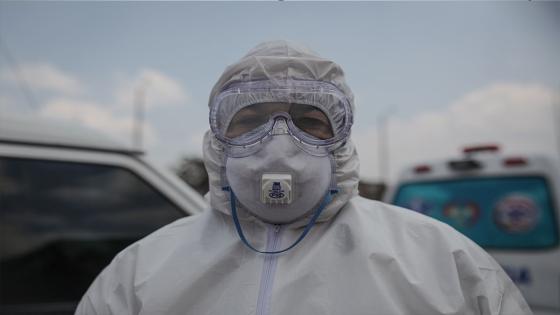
[76,40,531,315]
[76,198,531,315]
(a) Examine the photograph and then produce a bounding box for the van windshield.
[393,176,558,249]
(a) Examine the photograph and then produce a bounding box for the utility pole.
[377,107,397,183]
[0,36,37,110]
[554,87,560,161]
[133,84,147,151]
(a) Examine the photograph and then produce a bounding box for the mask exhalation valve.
[261,173,292,205]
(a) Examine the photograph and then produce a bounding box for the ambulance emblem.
[494,194,539,233]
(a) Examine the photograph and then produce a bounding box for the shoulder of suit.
[343,196,499,270]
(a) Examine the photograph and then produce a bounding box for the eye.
[295,117,328,128]
[226,111,268,138]
[292,115,333,140]
[233,115,260,126]
[226,103,291,138]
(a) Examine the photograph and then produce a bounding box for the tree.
[174,156,209,196]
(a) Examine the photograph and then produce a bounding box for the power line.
[0,35,38,110]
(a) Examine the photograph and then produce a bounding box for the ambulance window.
[393,177,558,249]
[0,157,185,309]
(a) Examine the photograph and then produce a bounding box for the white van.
[0,113,207,314]
[385,145,560,315]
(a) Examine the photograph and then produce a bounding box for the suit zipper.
[256,224,282,315]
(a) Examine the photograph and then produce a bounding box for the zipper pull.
[274,224,281,233]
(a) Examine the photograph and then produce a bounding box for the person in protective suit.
[76,41,532,315]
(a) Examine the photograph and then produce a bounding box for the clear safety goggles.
[210,80,353,156]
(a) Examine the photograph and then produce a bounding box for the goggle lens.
[226,103,333,140]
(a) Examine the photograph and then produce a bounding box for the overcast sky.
[1,1,559,182]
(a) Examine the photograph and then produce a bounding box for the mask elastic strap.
[223,186,338,255]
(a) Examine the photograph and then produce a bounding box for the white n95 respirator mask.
[225,119,334,224]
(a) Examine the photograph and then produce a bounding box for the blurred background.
[0,1,559,314]
[1,2,559,186]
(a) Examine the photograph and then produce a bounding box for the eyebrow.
[304,112,330,125]
[294,107,329,119]
[292,105,320,113]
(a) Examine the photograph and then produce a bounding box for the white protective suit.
[76,41,532,315]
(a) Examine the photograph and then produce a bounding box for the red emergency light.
[463,145,500,154]
[503,157,528,167]
[414,165,432,174]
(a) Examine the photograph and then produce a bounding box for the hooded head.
[203,40,359,226]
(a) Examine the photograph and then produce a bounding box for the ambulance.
[386,145,560,315]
